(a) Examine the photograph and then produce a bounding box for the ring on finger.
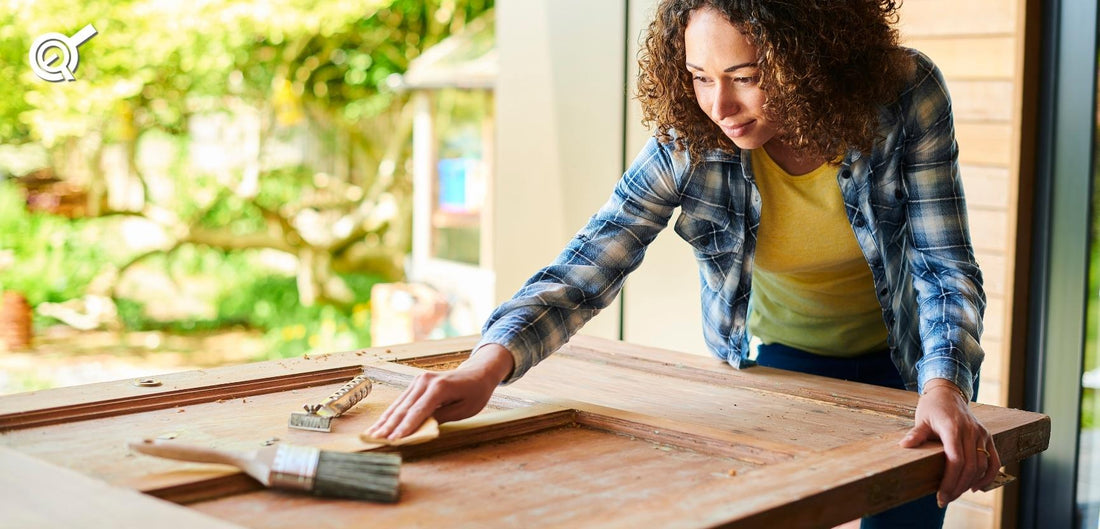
[976,446,990,458]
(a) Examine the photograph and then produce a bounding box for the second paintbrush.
[289,371,373,432]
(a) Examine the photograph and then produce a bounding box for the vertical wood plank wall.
[898,1,1025,528]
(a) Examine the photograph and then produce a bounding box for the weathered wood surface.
[0,445,246,529]
[0,335,1049,528]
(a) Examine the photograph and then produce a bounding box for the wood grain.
[191,421,756,528]
[0,336,482,422]
[903,37,1015,80]
[0,334,1049,528]
[0,445,246,529]
[898,0,1016,37]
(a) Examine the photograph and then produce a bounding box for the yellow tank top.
[748,147,888,357]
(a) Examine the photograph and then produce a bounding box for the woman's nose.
[712,85,740,120]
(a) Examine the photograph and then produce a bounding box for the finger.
[968,429,997,496]
[948,429,979,504]
[938,430,965,507]
[370,374,433,437]
[389,401,440,440]
[368,379,419,432]
[899,422,934,448]
[389,377,451,439]
[384,378,438,437]
[971,441,990,492]
[366,381,418,435]
[976,441,1002,491]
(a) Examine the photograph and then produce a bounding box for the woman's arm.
[368,137,689,439]
[898,53,998,505]
[901,55,986,400]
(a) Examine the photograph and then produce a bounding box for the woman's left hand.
[898,379,1002,507]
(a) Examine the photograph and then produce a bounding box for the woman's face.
[685,7,779,150]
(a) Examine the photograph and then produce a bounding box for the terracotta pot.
[0,291,32,351]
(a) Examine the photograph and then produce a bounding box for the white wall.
[620,0,708,357]
[494,0,626,340]
[494,0,708,356]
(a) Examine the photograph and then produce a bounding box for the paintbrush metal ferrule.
[269,444,320,492]
[289,372,373,432]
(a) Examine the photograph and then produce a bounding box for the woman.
[369,1,999,526]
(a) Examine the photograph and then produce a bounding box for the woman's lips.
[721,120,755,138]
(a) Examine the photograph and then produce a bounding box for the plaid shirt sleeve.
[474,138,686,383]
[903,54,987,400]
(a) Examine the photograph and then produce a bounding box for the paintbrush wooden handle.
[128,438,248,468]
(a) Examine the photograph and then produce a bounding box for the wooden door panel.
[0,364,527,493]
[391,339,920,450]
[0,336,482,425]
[0,335,1049,528]
[0,446,247,529]
[189,403,776,528]
[508,352,917,449]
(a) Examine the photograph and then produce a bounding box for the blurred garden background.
[0,0,494,394]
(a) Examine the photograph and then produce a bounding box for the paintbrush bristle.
[268,445,401,502]
[313,451,402,502]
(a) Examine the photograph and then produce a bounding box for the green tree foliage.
[0,0,493,355]
[9,0,491,144]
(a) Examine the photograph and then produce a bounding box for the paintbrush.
[289,372,373,432]
[128,438,401,502]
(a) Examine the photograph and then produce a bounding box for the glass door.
[1023,1,1098,528]
[1079,40,1100,529]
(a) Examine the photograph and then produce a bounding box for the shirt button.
[854,216,865,228]
[879,287,888,296]
[840,169,852,179]
[894,189,904,200]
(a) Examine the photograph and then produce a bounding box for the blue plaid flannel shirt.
[476,50,986,400]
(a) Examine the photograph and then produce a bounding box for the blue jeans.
[754,342,949,529]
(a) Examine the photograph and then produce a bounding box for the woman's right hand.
[365,343,515,440]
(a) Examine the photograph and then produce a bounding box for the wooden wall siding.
[952,82,1016,121]
[896,0,1017,35]
[962,166,1011,208]
[907,37,1016,79]
[958,123,1015,166]
[898,0,1025,528]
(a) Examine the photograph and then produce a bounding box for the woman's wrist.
[922,378,967,402]
[464,343,516,384]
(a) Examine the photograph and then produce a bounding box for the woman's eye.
[692,75,709,83]
[734,76,758,84]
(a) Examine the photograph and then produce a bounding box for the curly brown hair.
[637,0,912,161]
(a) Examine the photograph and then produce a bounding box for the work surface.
[0,335,1049,528]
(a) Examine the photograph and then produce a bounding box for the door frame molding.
[1020,0,1098,527]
